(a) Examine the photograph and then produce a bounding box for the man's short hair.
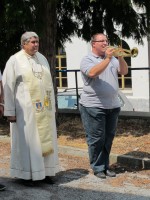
[91,33,107,43]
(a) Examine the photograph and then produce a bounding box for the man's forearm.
[88,57,111,78]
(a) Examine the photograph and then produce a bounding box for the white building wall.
[65,37,91,88]
[64,36,150,112]
[126,37,150,111]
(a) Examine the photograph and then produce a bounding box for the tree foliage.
[57,0,149,45]
[0,0,149,73]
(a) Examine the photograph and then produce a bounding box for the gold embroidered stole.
[16,50,55,156]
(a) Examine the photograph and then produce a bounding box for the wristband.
[0,103,4,106]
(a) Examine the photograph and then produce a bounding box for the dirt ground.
[0,115,150,159]
[57,114,150,159]
[56,114,150,189]
[0,116,150,190]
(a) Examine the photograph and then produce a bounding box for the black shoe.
[43,176,55,184]
[94,172,106,179]
[0,184,6,191]
[105,169,116,177]
[21,180,35,187]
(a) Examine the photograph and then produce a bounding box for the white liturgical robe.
[2,50,59,180]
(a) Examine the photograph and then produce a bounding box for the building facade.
[56,36,150,112]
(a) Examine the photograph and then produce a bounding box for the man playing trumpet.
[79,33,128,179]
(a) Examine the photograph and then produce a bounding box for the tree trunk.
[36,0,58,111]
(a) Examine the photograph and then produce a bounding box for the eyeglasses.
[93,40,108,43]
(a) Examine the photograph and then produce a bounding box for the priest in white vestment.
[2,32,59,186]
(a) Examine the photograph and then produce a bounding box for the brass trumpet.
[106,46,138,57]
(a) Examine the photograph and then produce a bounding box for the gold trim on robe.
[16,50,55,156]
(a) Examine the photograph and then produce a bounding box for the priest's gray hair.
[21,31,39,47]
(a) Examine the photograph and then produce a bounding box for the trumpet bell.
[130,47,138,57]
[122,47,138,57]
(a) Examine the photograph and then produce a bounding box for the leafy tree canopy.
[57,0,150,46]
[0,0,149,71]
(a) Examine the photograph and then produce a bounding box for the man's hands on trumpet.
[105,46,115,59]
[105,46,124,58]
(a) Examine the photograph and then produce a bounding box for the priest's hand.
[7,116,16,123]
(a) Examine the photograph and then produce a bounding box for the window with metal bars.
[56,48,68,88]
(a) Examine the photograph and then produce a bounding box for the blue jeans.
[79,104,120,174]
